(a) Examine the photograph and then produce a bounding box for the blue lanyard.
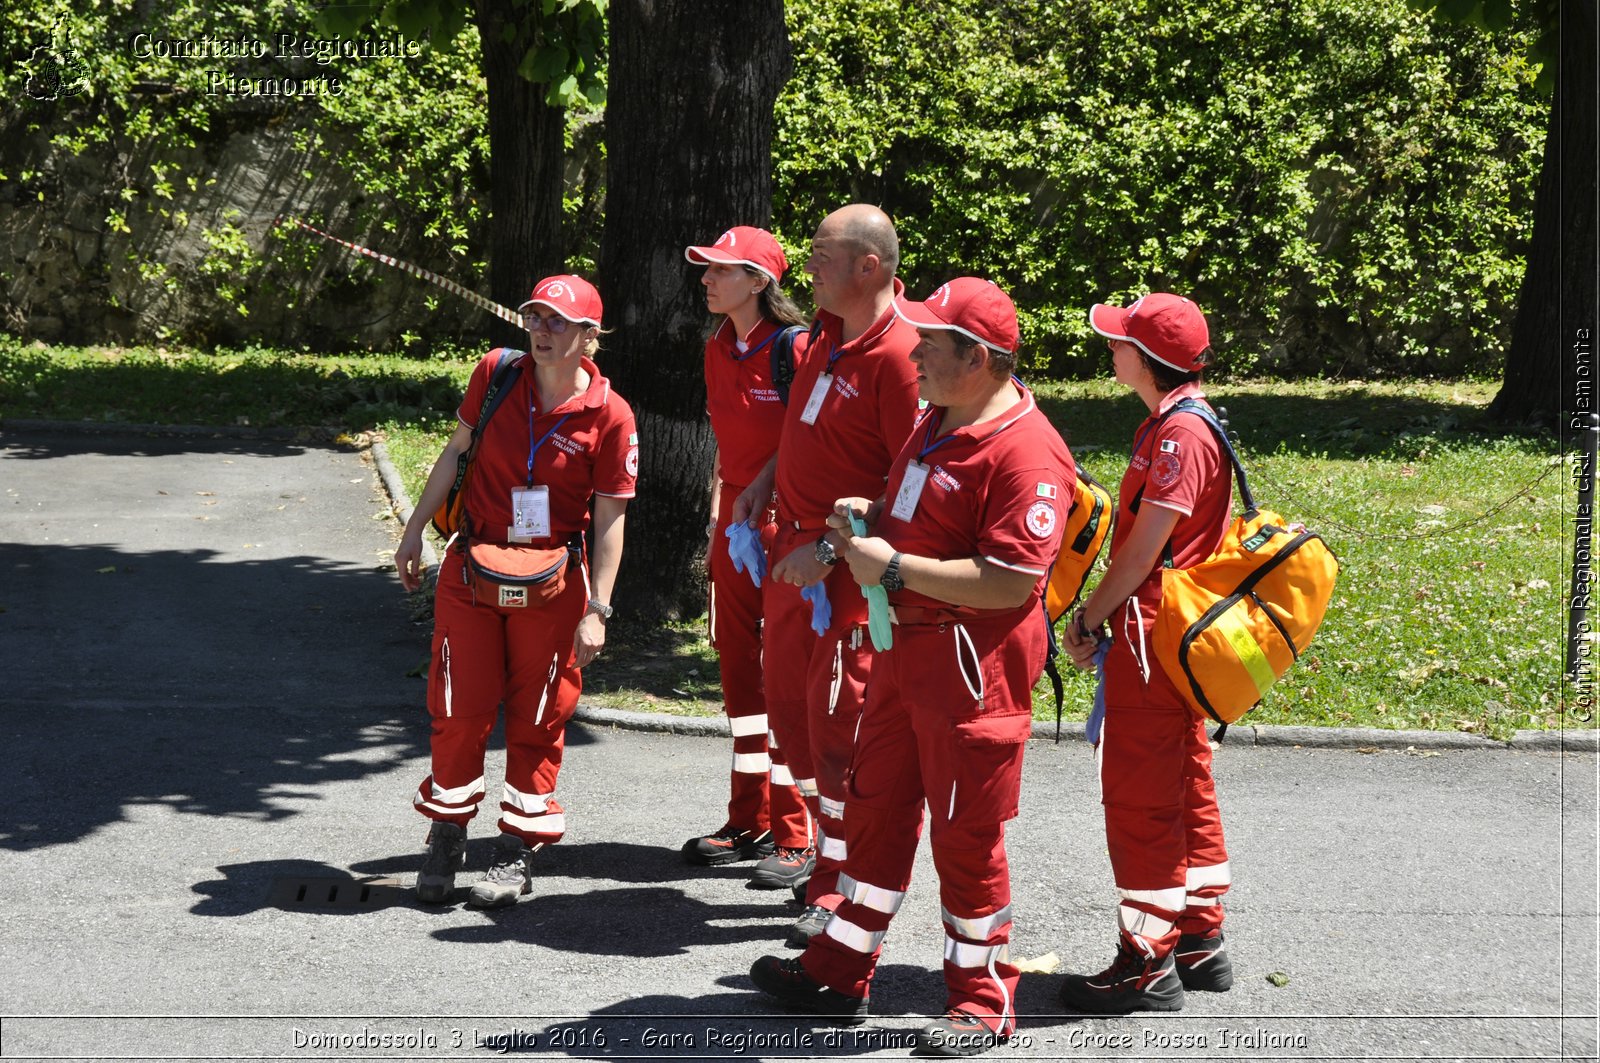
[915,413,961,463]
[526,409,573,485]
[732,326,779,364]
[822,338,845,374]
[915,387,1032,462]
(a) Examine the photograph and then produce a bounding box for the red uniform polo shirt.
[773,282,920,525]
[455,349,638,546]
[1110,382,1233,585]
[704,319,810,489]
[877,386,1076,614]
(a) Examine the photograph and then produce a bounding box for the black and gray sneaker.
[681,826,775,866]
[749,955,868,1025]
[416,821,466,904]
[1175,931,1234,991]
[468,833,534,909]
[785,904,833,949]
[750,846,815,890]
[1058,939,1185,1014]
[913,1007,1009,1057]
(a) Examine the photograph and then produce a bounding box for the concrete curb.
[369,439,438,573]
[570,702,1596,752]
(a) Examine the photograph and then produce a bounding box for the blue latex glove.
[846,510,893,652]
[1084,636,1112,746]
[800,581,831,637]
[724,520,767,588]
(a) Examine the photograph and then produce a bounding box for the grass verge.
[1,337,1576,738]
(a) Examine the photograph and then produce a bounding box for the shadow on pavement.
[1,540,426,852]
[191,859,415,917]
[429,885,791,956]
[473,974,940,1058]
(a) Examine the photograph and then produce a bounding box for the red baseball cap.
[892,277,1019,356]
[1088,292,1211,372]
[683,226,789,283]
[519,274,603,326]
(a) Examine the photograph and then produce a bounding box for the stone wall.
[0,102,490,352]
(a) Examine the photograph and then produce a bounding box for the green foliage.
[2,0,600,343]
[317,0,607,108]
[774,0,1547,379]
[0,335,474,429]
[4,0,1544,378]
[1406,0,1557,91]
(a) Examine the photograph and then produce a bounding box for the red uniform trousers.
[708,487,808,848]
[761,523,874,902]
[1098,591,1231,958]
[412,549,585,846]
[801,611,1044,1034]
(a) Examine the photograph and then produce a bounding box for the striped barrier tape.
[276,215,524,326]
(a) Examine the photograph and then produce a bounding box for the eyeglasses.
[523,310,572,334]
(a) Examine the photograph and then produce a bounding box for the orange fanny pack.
[1150,402,1340,725]
[464,541,576,610]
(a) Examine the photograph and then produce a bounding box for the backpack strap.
[453,348,525,541]
[1127,397,1254,566]
[1040,591,1067,742]
[770,321,822,406]
[1168,398,1256,515]
[473,348,525,442]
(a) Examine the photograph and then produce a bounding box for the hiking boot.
[748,955,867,1025]
[785,904,833,949]
[749,846,815,890]
[681,825,775,866]
[1057,938,1185,1014]
[467,833,534,909]
[1175,931,1234,992]
[416,821,466,904]
[913,1007,1010,1057]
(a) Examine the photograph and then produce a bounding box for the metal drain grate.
[266,876,406,910]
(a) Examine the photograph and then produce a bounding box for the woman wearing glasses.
[677,227,812,879]
[393,274,638,909]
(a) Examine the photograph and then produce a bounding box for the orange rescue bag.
[1152,402,1340,725]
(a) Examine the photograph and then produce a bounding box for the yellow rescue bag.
[1152,402,1339,725]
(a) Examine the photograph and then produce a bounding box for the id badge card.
[509,485,551,542]
[890,461,929,522]
[799,373,833,426]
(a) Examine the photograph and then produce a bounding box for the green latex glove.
[847,510,893,651]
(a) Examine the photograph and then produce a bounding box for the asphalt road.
[1,426,1595,1062]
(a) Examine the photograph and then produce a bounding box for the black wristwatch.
[814,535,841,567]
[880,552,905,592]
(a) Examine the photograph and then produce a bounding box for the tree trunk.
[474,0,569,349]
[599,0,794,619]
[1489,0,1597,428]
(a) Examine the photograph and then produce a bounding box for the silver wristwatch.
[814,535,841,567]
[880,552,905,592]
[586,598,614,620]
